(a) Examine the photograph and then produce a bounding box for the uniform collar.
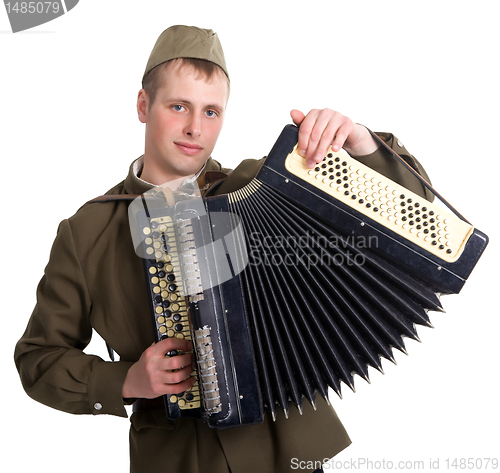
[123,156,206,195]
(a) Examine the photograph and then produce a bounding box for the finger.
[160,364,195,386]
[296,109,320,160]
[290,109,306,126]
[306,112,343,165]
[160,373,197,396]
[153,337,193,355]
[330,120,354,152]
[160,352,193,371]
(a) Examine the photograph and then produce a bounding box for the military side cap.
[144,25,229,80]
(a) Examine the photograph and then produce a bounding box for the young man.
[15,25,432,473]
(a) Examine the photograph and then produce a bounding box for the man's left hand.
[290,108,380,168]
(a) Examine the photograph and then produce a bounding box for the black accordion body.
[135,125,488,429]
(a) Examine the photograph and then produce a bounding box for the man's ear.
[137,89,149,123]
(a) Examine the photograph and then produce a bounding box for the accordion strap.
[367,129,471,225]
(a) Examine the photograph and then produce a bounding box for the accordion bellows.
[136,125,488,427]
[226,179,441,412]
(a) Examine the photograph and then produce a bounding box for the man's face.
[138,62,229,185]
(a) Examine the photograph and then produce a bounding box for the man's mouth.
[175,142,203,155]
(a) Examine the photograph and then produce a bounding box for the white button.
[94,403,103,411]
[397,140,404,147]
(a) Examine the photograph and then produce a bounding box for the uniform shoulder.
[211,158,265,195]
[63,179,131,251]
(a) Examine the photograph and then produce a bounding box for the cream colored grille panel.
[285,145,473,263]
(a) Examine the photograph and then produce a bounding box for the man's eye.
[173,105,185,112]
[205,110,216,117]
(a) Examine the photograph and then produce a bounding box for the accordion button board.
[285,145,473,263]
[142,215,202,413]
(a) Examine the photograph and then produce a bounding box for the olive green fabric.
[15,134,431,473]
[144,25,229,80]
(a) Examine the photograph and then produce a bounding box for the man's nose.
[185,113,201,138]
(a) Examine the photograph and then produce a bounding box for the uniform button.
[397,139,404,147]
[94,403,103,411]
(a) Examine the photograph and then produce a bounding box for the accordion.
[132,125,488,429]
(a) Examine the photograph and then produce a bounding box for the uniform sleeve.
[355,131,434,202]
[14,219,134,418]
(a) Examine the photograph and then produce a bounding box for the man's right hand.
[122,337,196,399]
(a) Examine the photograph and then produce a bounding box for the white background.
[1,1,498,471]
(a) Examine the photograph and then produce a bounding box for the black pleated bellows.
[227,180,443,420]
